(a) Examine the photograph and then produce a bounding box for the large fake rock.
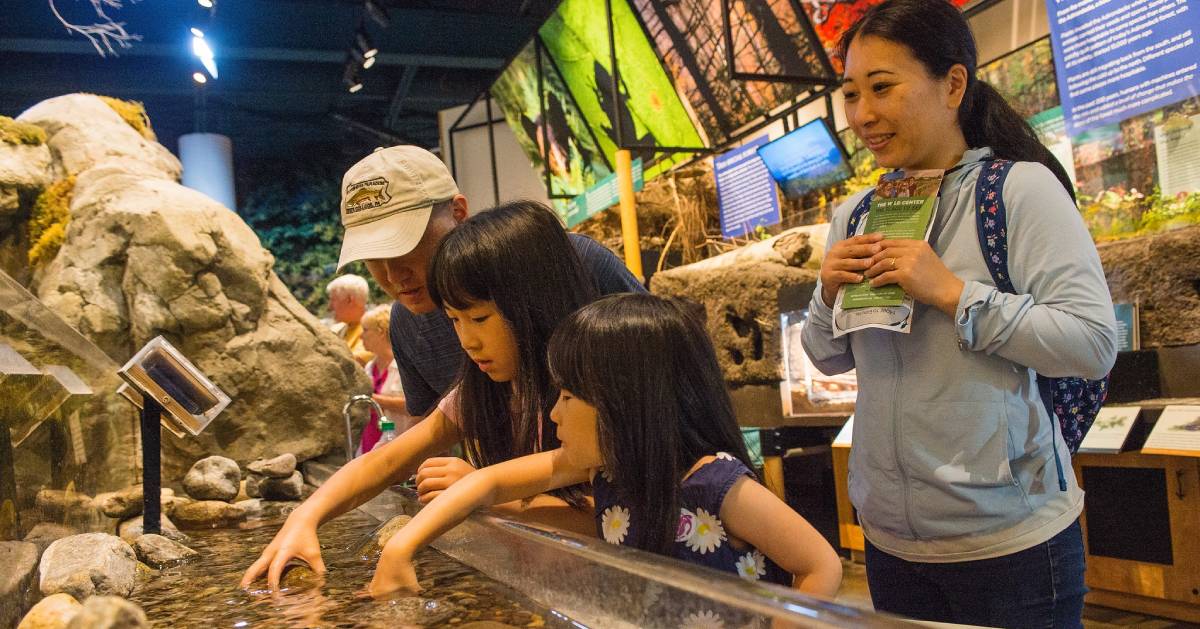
[16,94,179,180]
[34,490,96,522]
[171,500,247,529]
[182,456,241,502]
[24,95,370,485]
[38,533,137,599]
[130,534,197,568]
[23,524,78,555]
[65,596,148,629]
[94,485,145,519]
[257,471,303,501]
[1098,225,1200,347]
[651,229,818,385]
[0,142,52,190]
[16,594,81,629]
[246,453,296,478]
[0,542,40,627]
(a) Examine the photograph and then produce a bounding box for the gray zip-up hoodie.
[803,148,1117,562]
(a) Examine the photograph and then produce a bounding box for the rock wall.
[3,94,370,488]
[1098,225,1200,348]
[650,230,817,385]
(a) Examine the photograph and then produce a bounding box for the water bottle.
[373,419,397,451]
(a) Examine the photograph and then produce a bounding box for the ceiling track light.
[364,0,390,29]
[343,58,364,93]
[355,30,378,59]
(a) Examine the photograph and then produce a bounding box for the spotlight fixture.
[350,46,376,70]
[355,30,378,59]
[343,59,364,93]
[192,71,208,84]
[364,0,390,28]
[191,29,218,79]
[197,0,214,8]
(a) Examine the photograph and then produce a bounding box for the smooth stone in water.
[386,597,456,626]
[181,456,241,502]
[171,500,247,529]
[65,595,148,629]
[258,471,302,501]
[131,534,198,568]
[117,514,189,544]
[38,533,137,599]
[0,541,40,628]
[237,498,263,519]
[458,623,520,629]
[246,453,296,478]
[374,515,413,551]
[279,564,322,590]
[16,593,81,629]
[34,490,94,521]
[94,486,143,519]
[244,473,262,498]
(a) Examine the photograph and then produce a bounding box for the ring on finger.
[888,257,897,270]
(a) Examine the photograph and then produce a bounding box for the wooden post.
[615,149,643,280]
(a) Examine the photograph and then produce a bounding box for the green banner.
[560,158,643,228]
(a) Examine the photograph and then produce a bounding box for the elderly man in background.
[326,274,373,366]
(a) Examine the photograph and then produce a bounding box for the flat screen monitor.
[757,119,852,199]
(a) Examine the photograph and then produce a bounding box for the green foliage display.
[1080,187,1200,241]
[0,116,46,146]
[239,173,385,316]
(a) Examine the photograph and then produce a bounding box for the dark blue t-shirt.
[389,232,645,416]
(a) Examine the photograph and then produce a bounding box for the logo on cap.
[344,177,392,214]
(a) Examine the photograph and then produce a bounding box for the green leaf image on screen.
[490,39,612,198]
[539,0,705,179]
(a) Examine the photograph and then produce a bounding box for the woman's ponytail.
[962,80,1076,201]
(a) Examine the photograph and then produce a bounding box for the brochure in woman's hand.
[832,169,944,337]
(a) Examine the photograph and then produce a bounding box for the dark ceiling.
[0,0,559,166]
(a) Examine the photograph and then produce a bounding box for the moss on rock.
[93,95,157,141]
[28,176,75,266]
[0,115,46,146]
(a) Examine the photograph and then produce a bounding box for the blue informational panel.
[1045,0,1200,136]
[715,135,782,239]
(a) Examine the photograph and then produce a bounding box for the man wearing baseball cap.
[241,146,642,592]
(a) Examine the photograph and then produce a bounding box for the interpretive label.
[1142,404,1200,457]
[714,135,781,238]
[1046,0,1200,135]
[560,158,643,228]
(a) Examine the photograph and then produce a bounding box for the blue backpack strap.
[846,189,875,239]
[973,159,1070,491]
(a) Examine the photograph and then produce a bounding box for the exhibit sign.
[1154,113,1200,196]
[1142,404,1200,457]
[757,119,852,199]
[559,157,643,228]
[1078,406,1141,454]
[1045,0,1200,135]
[715,135,781,239]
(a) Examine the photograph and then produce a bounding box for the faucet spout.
[342,394,386,461]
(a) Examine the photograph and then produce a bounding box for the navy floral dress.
[592,453,791,586]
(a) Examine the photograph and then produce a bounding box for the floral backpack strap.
[845,189,875,239]
[972,159,1109,491]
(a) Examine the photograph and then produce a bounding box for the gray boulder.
[117,514,189,544]
[38,533,137,599]
[246,453,296,478]
[245,473,262,498]
[171,500,247,529]
[182,456,241,502]
[34,490,95,522]
[94,485,147,519]
[130,534,198,568]
[0,541,40,628]
[65,596,148,629]
[15,593,80,629]
[258,470,303,501]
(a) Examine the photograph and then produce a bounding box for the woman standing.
[802,1,1117,626]
[356,304,413,454]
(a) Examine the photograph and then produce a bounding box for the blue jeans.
[865,520,1087,628]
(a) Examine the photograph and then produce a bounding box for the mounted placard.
[117,336,229,437]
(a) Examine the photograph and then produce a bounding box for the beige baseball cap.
[336,145,460,270]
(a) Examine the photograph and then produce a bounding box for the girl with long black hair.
[368,294,842,597]
[802,0,1117,626]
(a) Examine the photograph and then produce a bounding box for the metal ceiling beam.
[386,65,418,129]
[0,38,505,70]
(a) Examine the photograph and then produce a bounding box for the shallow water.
[129,510,569,628]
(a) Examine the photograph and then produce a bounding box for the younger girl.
[368,294,842,598]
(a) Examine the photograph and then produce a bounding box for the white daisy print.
[735,550,766,581]
[676,508,695,542]
[716,452,736,461]
[599,468,614,483]
[682,609,725,629]
[684,507,726,554]
[601,505,630,544]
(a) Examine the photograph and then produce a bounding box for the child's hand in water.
[415,457,476,503]
[367,538,421,599]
